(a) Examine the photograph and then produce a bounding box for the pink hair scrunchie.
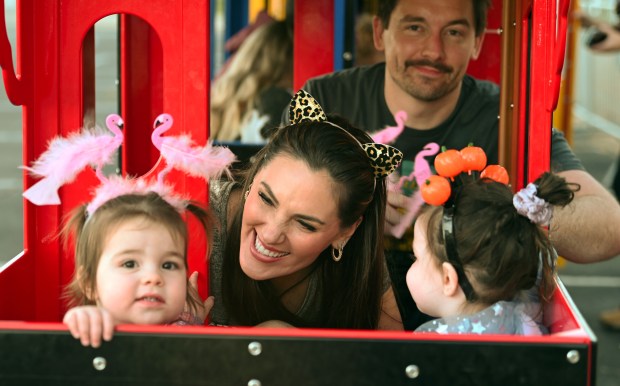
[513,183,553,226]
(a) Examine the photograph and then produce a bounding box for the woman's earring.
[332,245,343,262]
[244,184,253,200]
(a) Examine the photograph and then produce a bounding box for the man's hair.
[377,0,492,36]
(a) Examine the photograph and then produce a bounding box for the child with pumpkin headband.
[408,145,579,335]
[22,114,236,347]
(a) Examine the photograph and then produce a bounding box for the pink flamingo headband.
[22,113,236,217]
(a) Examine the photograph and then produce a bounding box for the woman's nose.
[260,220,286,245]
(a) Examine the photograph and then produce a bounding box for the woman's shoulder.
[209,180,240,218]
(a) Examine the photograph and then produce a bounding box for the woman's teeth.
[255,237,287,258]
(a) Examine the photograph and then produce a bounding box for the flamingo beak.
[117,118,124,129]
[155,118,164,128]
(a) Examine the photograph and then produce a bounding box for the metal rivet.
[248,341,262,356]
[566,350,580,364]
[93,356,107,371]
[405,364,420,379]
[248,379,262,386]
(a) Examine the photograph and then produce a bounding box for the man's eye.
[407,24,422,32]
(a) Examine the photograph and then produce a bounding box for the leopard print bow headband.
[289,89,403,178]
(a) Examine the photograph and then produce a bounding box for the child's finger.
[203,296,215,315]
[63,311,81,339]
[86,309,105,348]
[101,309,115,342]
[189,271,199,290]
[74,311,92,347]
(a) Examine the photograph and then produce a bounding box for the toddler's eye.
[122,260,136,268]
[162,261,180,270]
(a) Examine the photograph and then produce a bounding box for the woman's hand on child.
[63,306,115,348]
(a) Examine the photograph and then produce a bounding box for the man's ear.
[441,262,460,296]
[471,32,486,60]
[372,15,386,51]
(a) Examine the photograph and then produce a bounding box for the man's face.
[374,0,484,102]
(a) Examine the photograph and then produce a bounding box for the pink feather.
[393,142,440,191]
[87,175,185,216]
[370,110,407,144]
[152,113,236,180]
[22,114,124,206]
[387,142,440,239]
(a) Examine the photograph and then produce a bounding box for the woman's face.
[240,154,352,291]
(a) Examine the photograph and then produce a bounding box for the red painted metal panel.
[527,0,554,181]
[293,0,334,90]
[467,0,503,84]
[0,0,210,321]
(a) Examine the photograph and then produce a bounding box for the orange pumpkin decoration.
[434,148,463,180]
[421,175,452,206]
[480,165,509,185]
[460,144,487,174]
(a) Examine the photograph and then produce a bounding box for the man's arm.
[551,169,620,263]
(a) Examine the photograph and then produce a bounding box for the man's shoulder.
[301,63,386,129]
[304,63,385,99]
[306,62,384,86]
[462,75,500,101]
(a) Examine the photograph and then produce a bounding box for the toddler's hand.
[63,306,115,348]
[188,271,215,323]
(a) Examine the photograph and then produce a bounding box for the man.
[289,0,620,329]
[574,5,620,332]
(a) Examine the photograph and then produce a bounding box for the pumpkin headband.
[22,113,236,217]
[289,89,403,179]
[419,144,509,302]
[420,145,553,301]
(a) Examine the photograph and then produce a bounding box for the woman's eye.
[122,260,136,268]
[298,220,317,232]
[258,191,274,206]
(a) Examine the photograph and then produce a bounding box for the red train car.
[0,0,597,385]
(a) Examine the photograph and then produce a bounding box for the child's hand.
[63,306,115,348]
[189,271,215,323]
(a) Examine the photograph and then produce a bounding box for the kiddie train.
[0,0,598,385]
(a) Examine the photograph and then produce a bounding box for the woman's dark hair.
[222,115,387,329]
[377,0,492,37]
[424,172,578,306]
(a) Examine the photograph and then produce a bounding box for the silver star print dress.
[414,300,545,335]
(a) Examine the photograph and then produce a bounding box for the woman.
[209,90,404,329]
[210,20,293,142]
